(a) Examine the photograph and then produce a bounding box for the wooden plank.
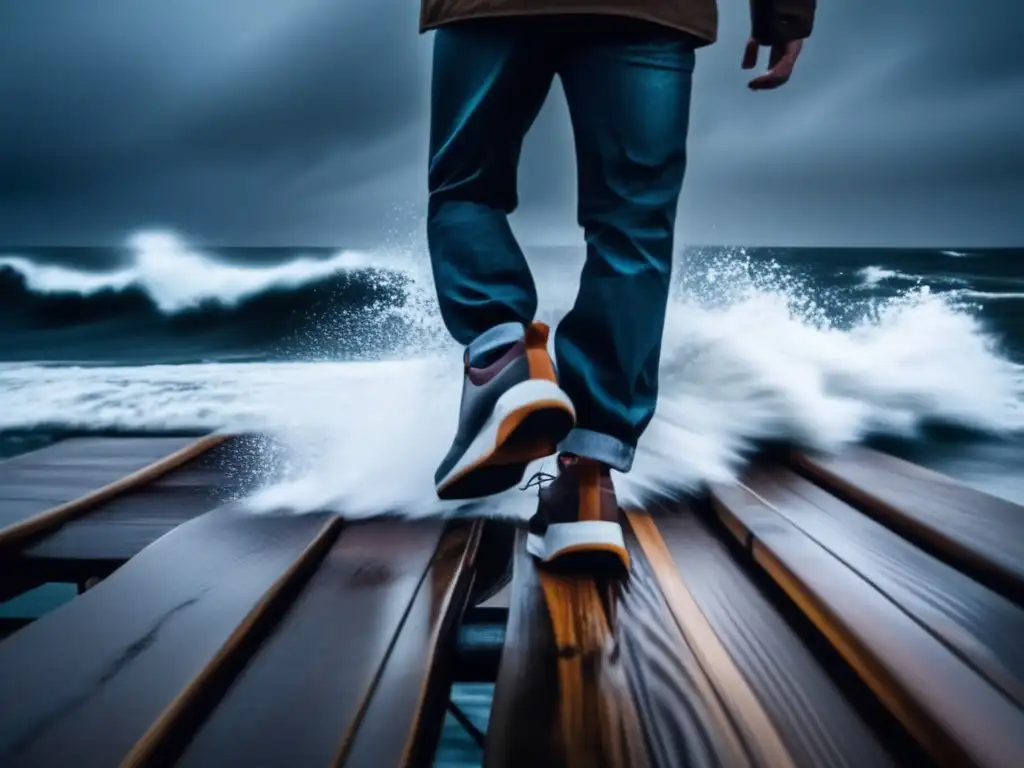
[339,521,482,767]
[0,504,340,767]
[627,506,895,768]
[711,481,1024,768]
[16,438,252,567]
[171,520,479,767]
[489,522,780,768]
[615,525,748,768]
[744,465,1024,709]
[484,528,561,768]
[791,447,1024,598]
[627,509,795,767]
[0,435,229,550]
[485,530,650,768]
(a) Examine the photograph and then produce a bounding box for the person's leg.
[526,19,696,570]
[428,20,576,500]
[428,18,553,354]
[556,18,697,473]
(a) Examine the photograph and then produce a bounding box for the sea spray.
[1,231,1021,518]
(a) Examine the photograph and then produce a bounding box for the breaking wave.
[2,233,1022,519]
[0,232,385,313]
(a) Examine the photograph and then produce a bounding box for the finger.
[742,38,759,70]
[748,42,802,90]
[748,60,794,90]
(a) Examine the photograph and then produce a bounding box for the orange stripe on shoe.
[525,322,558,383]
[578,461,602,523]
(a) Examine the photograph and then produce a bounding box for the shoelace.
[519,470,556,493]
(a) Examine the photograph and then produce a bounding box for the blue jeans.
[427,16,697,473]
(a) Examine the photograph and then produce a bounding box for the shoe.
[435,322,576,500]
[525,454,630,571]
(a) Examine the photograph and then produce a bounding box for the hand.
[742,38,804,91]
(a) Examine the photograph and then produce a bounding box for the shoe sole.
[527,521,631,572]
[436,379,576,501]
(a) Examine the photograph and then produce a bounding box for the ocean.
[1,232,1023,765]
[1,232,1022,508]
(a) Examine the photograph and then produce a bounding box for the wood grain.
[744,465,1024,709]
[484,529,562,768]
[628,507,895,767]
[485,530,650,768]
[0,435,229,550]
[0,504,339,767]
[171,520,474,768]
[711,480,1024,768]
[616,525,750,768]
[791,447,1024,598]
[15,437,252,568]
[629,508,794,767]
[340,521,482,768]
[540,569,649,768]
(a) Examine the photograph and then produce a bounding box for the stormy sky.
[1,0,1022,248]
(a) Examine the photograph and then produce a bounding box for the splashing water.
[1,233,1021,519]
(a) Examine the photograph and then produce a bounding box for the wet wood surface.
[5,434,1024,767]
[340,521,481,768]
[484,529,576,768]
[0,435,228,550]
[175,520,479,768]
[791,447,1024,598]
[744,465,1024,709]
[711,479,1024,768]
[0,504,339,767]
[629,506,895,768]
[615,522,744,768]
[16,437,256,567]
[486,528,652,768]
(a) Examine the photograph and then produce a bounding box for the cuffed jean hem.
[558,428,635,473]
[466,321,525,366]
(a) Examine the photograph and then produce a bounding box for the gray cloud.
[1,0,1022,247]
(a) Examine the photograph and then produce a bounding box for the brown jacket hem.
[420,8,717,46]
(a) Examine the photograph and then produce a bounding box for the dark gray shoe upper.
[435,340,531,485]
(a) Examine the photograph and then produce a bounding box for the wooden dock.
[1,434,1023,766]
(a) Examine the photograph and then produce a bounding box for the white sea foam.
[0,231,390,313]
[958,290,1024,301]
[857,265,903,286]
[856,264,970,291]
[2,234,1022,520]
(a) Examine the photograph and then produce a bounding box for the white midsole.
[526,521,626,561]
[436,378,575,491]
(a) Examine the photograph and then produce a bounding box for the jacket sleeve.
[750,0,816,45]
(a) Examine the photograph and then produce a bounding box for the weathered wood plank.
[22,488,226,564]
[711,481,1024,768]
[485,529,649,768]
[484,528,561,768]
[171,520,475,767]
[340,521,482,768]
[16,438,252,566]
[490,519,784,768]
[628,509,794,767]
[791,447,1024,598]
[744,465,1024,709]
[0,435,229,550]
[615,525,747,768]
[0,505,340,767]
[629,506,895,768]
